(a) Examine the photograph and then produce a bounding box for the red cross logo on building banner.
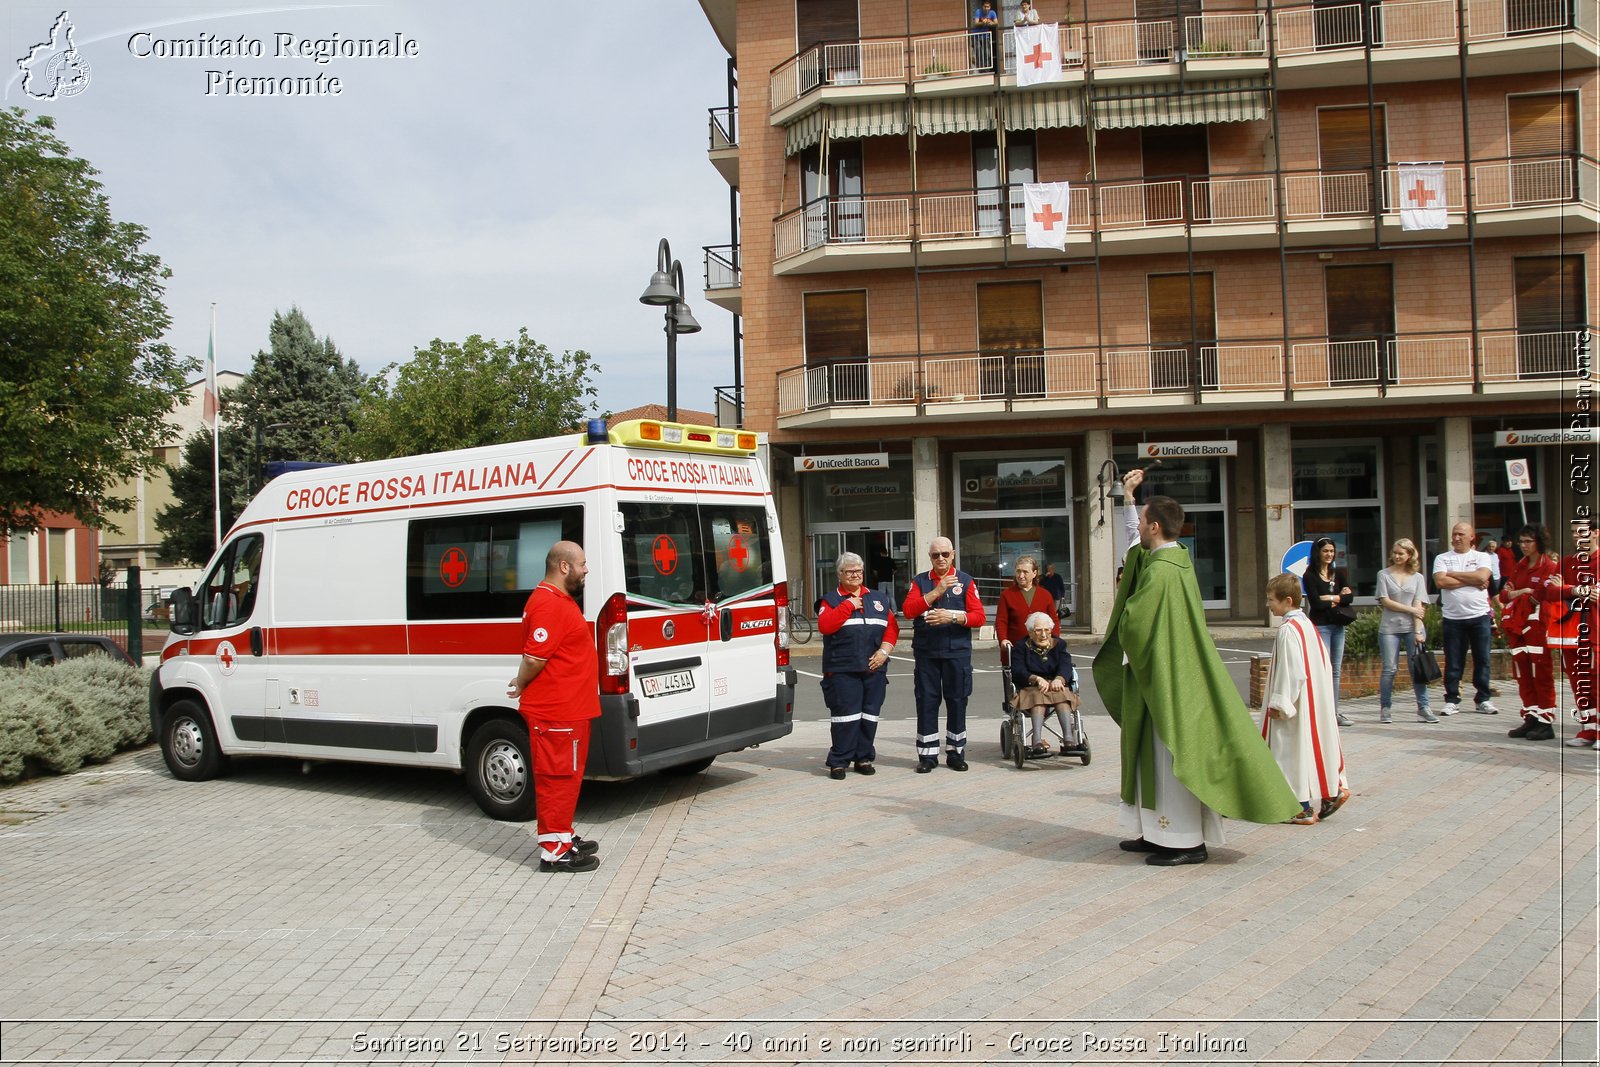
[439,546,469,588]
[1032,202,1063,230]
[217,640,237,675]
[1406,180,1438,208]
[727,535,749,571]
[652,535,679,575]
[1024,42,1052,69]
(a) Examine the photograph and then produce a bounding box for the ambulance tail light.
[598,591,630,694]
[774,581,791,668]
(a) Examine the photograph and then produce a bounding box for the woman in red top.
[1501,524,1559,740]
[996,555,1058,650]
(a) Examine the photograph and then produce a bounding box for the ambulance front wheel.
[160,699,226,781]
[466,719,536,821]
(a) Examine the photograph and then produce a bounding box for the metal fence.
[0,568,149,658]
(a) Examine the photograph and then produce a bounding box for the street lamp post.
[639,237,702,422]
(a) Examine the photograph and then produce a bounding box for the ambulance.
[151,419,797,820]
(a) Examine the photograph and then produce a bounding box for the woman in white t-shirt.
[1376,538,1435,723]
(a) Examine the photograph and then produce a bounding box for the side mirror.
[169,588,198,636]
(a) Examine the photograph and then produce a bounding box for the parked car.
[0,633,138,669]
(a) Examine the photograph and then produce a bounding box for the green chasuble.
[1092,544,1299,825]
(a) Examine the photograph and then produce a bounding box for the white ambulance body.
[151,420,797,819]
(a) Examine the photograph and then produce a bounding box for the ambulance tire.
[465,719,536,821]
[659,756,715,777]
[160,699,226,781]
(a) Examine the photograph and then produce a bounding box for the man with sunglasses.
[902,537,986,772]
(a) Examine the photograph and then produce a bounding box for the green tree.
[155,308,364,564]
[343,329,600,460]
[0,108,193,532]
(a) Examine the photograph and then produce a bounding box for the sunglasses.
[930,551,952,558]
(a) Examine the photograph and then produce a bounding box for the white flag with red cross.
[1023,182,1070,249]
[1398,162,1448,231]
[1014,23,1062,87]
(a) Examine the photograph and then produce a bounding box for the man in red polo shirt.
[507,541,602,872]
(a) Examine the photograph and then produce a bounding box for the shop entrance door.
[806,527,915,614]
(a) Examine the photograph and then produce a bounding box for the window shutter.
[1324,265,1394,337]
[1509,93,1576,157]
[1516,256,1585,332]
[803,291,868,362]
[978,282,1044,351]
[1318,106,1386,171]
[797,0,859,50]
[1147,273,1216,342]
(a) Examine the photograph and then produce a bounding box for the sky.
[3,1,739,419]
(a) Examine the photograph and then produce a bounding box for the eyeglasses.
[930,551,953,558]
[840,569,864,576]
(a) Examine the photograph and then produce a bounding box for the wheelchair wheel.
[1078,728,1091,767]
[1010,712,1027,769]
[999,717,1012,756]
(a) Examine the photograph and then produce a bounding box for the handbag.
[1411,642,1442,685]
[1331,601,1358,625]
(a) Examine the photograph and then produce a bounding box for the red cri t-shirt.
[518,582,600,721]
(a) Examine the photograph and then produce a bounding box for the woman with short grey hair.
[817,549,898,779]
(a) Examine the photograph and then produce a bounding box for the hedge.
[0,658,152,783]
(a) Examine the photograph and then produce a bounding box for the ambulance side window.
[704,505,773,601]
[407,505,583,620]
[199,534,265,630]
[619,503,703,606]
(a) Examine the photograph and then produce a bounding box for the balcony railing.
[769,5,1593,115]
[774,330,1592,417]
[708,106,736,151]
[1474,156,1594,210]
[703,245,740,290]
[774,196,913,259]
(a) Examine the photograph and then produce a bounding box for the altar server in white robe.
[1261,572,1349,826]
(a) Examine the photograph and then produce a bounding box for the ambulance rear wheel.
[466,719,536,821]
[161,699,225,781]
[660,756,715,777]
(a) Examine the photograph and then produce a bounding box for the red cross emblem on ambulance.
[216,640,238,676]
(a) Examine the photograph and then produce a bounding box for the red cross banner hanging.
[1398,162,1447,231]
[1014,23,1062,88]
[1023,181,1071,250]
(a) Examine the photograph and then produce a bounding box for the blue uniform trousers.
[913,653,970,763]
[823,670,886,768]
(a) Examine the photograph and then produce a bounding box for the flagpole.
[210,304,221,552]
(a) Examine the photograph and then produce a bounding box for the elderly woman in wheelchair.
[1007,611,1085,761]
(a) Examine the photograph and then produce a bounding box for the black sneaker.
[853,762,876,775]
[1524,720,1555,741]
[1508,717,1535,738]
[539,851,600,873]
[572,835,600,857]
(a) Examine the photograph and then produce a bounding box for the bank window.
[407,506,582,620]
[1292,440,1383,599]
[955,451,1075,612]
[1421,436,1545,555]
[1116,452,1229,606]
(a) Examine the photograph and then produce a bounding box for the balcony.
[708,106,737,186]
[770,159,1597,271]
[703,244,740,315]
[773,330,1591,426]
[766,6,1597,123]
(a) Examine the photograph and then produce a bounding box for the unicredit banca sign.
[794,453,889,472]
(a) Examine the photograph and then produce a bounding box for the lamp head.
[672,302,702,334]
[640,270,678,306]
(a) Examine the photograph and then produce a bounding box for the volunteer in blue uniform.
[902,536,986,772]
[818,551,899,780]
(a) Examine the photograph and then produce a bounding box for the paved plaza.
[0,649,1595,1066]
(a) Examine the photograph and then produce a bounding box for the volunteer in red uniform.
[507,541,602,873]
[1548,517,1599,747]
[1500,525,1558,740]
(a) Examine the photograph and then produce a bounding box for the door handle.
[249,627,264,657]
[720,608,734,642]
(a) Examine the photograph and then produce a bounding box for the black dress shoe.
[853,762,876,775]
[828,766,847,780]
[571,835,600,857]
[915,760,935,774]
[1508,717,1534,738]
[1524,720,1555,741]
[1146,845,1207,866]
[1119,837,1163,853]
[947,757,969,771]
[539,852,600,873]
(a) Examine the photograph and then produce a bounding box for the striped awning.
[830,101,908,140]
[914,96,996,136]
[1005,87,1085,130]
[785,110,826,155]
[1091,79,1269,129]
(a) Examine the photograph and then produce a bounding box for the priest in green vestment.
[1092,470,1299,866]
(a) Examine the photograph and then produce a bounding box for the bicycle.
[787,609,814,644]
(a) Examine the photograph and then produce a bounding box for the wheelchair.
[997,643,1090,769]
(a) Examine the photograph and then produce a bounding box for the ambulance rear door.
[700,498,780,733]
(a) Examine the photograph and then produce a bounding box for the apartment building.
[697,0,1597,628]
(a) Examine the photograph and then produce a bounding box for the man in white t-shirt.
[1432,522,1499,716]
